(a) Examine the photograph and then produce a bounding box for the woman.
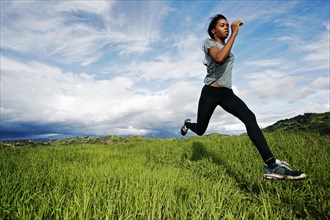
[181,14,306,180]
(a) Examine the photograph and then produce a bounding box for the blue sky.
[1,0,329,140]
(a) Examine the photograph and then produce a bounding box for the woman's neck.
[214,36,226,45]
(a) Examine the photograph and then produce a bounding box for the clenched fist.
[231,20,244,35]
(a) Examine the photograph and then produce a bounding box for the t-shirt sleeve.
[204,39,218,52]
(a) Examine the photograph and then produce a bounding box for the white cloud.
[242,59,292,69]
[128,55,204,81]
[2,1,113,65]
[1,1,172,65]
[301,34,330,63]
[0,56,202,136]
[122,33,206,82]
[245,71,300,98]
[311,76,330,90]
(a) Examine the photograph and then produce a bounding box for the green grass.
[1,132,329,219]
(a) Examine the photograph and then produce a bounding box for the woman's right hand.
[231,20,244,35]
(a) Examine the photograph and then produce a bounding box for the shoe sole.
[264,173,307,180]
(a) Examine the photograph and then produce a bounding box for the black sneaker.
[264,159,306,180]
[180,119,191,136]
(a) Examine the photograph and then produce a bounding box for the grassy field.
[1,132,329,219]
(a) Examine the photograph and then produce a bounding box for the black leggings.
[186,85,274,162]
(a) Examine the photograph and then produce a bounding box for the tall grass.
[1,132,329,219]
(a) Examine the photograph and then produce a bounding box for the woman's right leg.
[218,89,275,163]
[186,86,218,136]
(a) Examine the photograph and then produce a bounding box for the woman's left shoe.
[180,119,191,136]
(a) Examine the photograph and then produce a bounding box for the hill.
[1,112,329,148]
[1,131,329,219]
[263,112,330,135]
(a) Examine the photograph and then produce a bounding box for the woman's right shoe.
[180,119,191,136]
[264,160,307,180]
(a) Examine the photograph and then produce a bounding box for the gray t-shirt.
[203,38,235,89]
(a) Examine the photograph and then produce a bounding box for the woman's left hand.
[231,20,244,35]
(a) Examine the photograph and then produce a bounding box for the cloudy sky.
[1,0,329,140]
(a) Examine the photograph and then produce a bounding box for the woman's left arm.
[209,20,243,63]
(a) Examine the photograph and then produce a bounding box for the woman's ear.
[211,28,216,34]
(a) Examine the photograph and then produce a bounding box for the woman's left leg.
[186,85,218,136]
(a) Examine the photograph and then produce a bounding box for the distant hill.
[0,135,152,148]
[263,112,330,135]
[1,112,329,148]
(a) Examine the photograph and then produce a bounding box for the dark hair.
[207,14,227,39]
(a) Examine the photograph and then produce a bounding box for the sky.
[0,0,329,140]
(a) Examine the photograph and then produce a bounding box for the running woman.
[181,14,306,180]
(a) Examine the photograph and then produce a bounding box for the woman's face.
[212,18,229,40]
